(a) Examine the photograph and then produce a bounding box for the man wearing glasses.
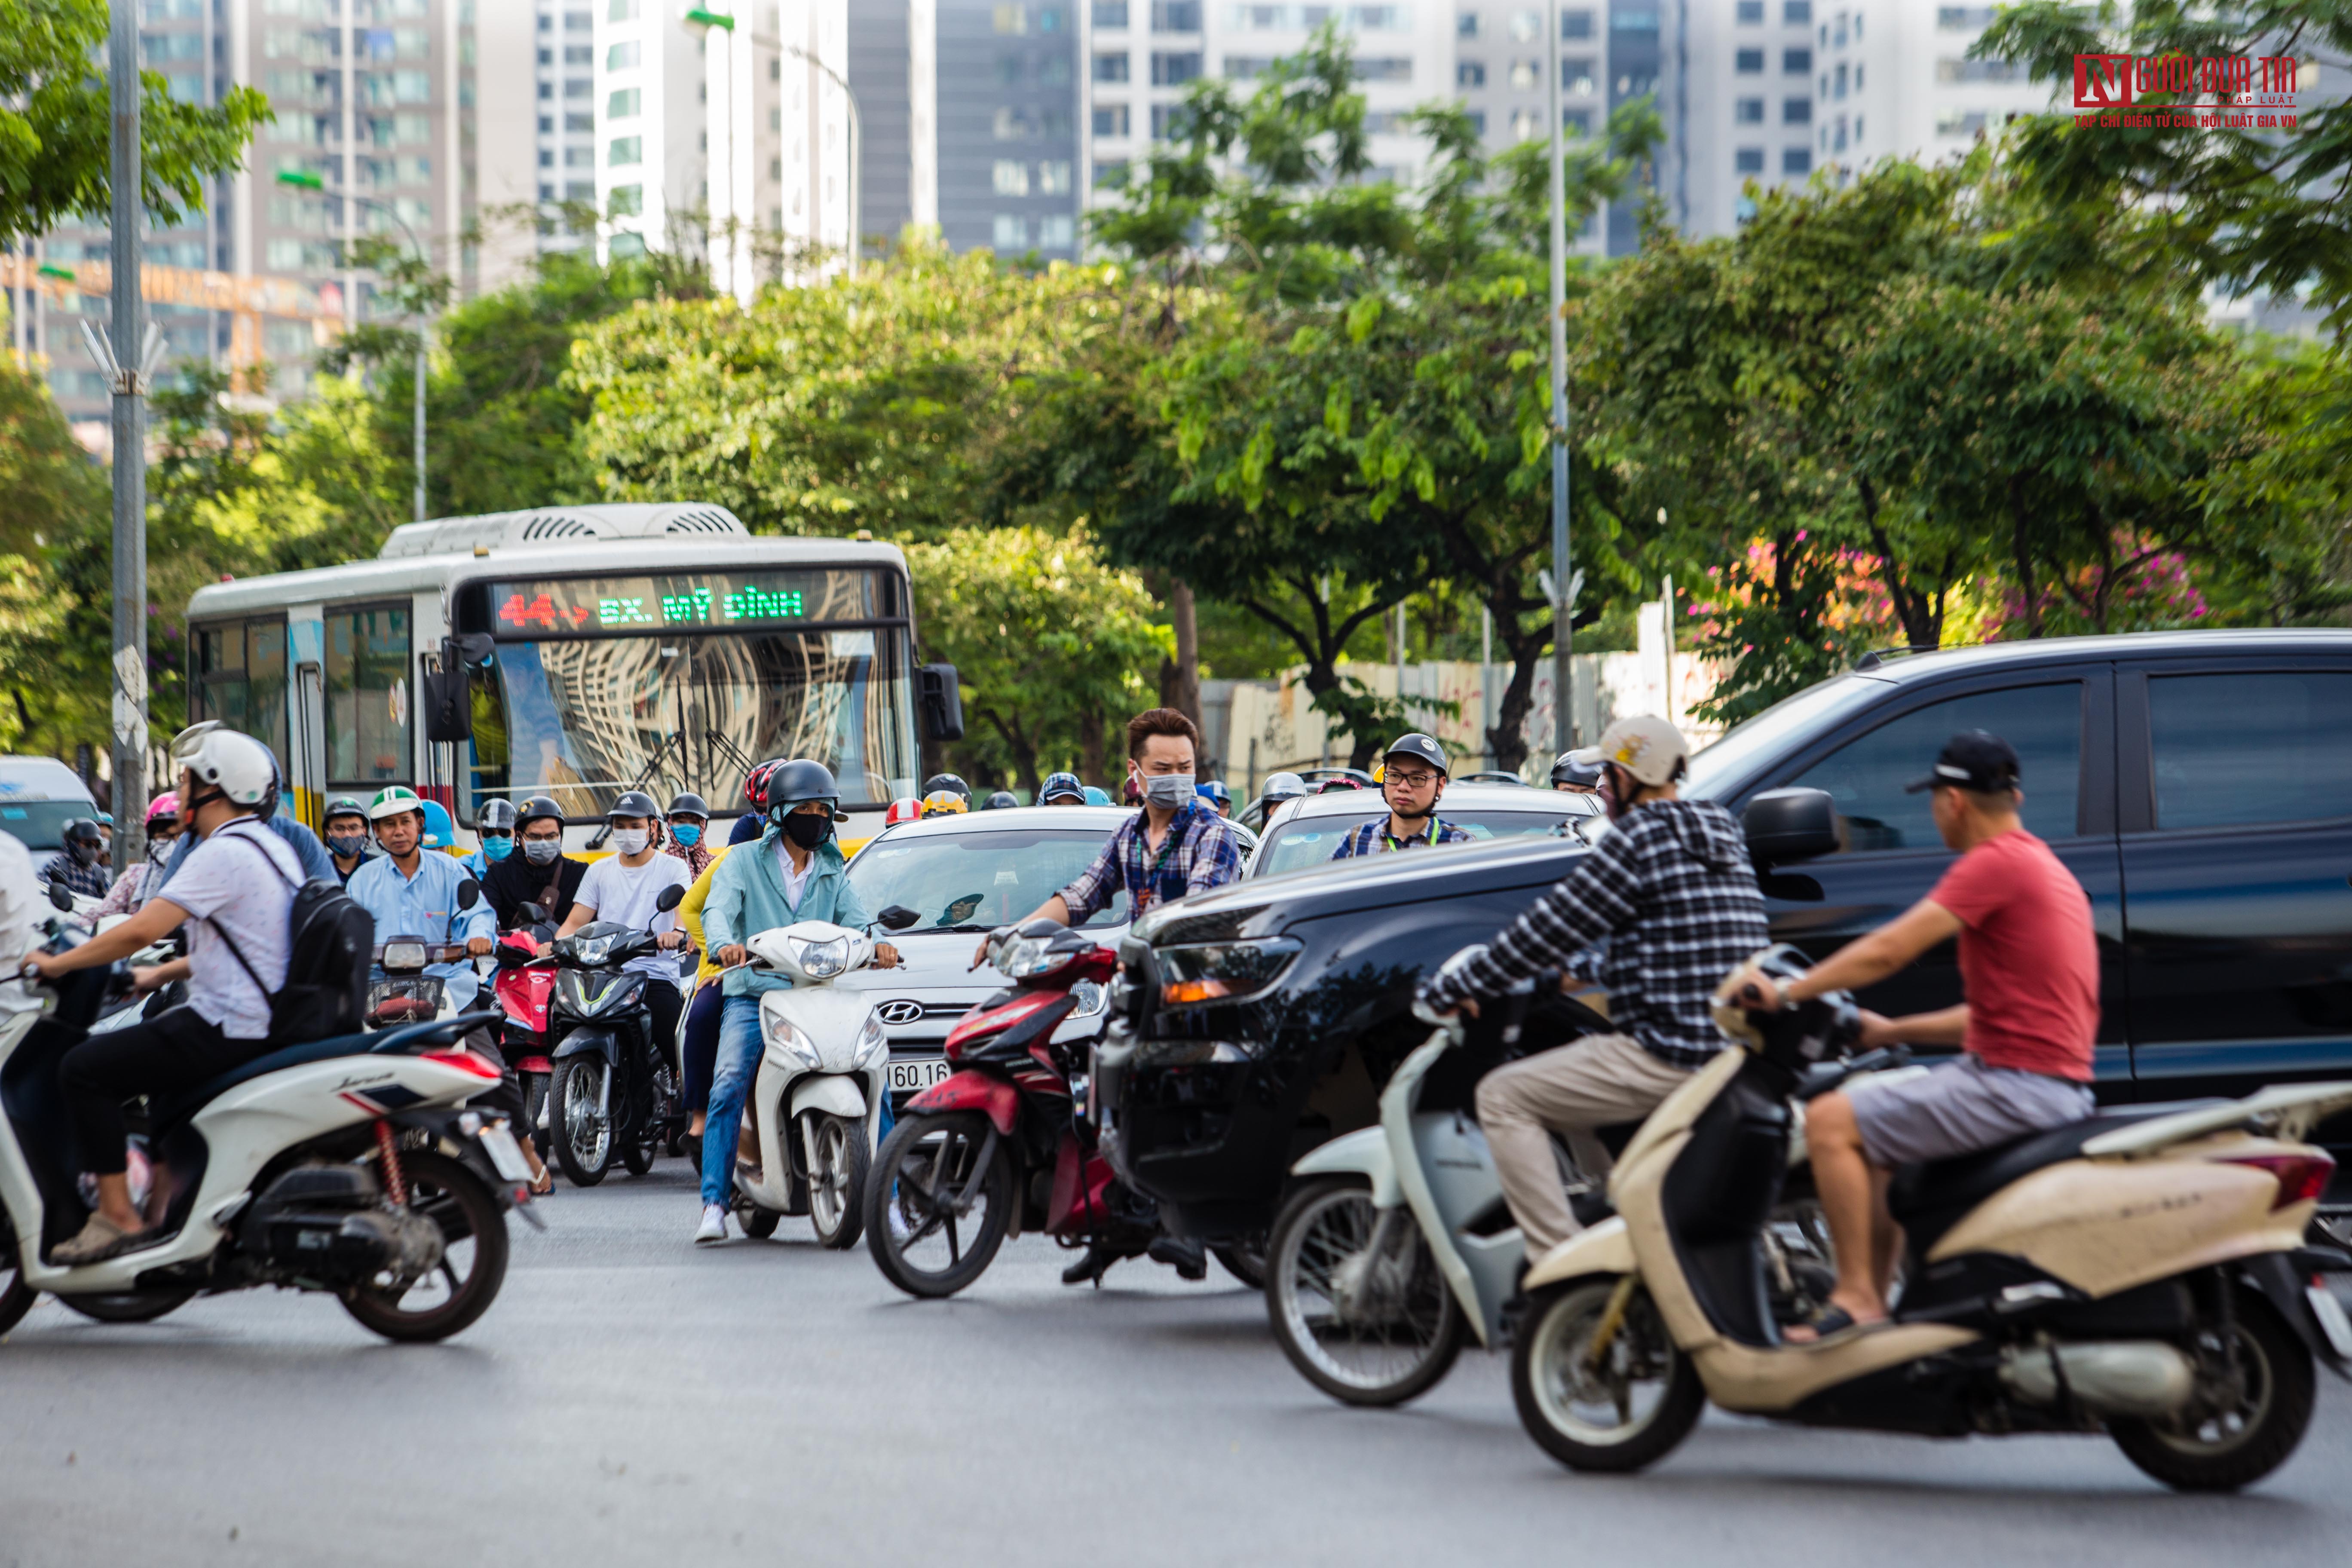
[1329,733,1472,859]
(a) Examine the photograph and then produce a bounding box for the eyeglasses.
[1385,769,1439,789]
[481,829,514,841]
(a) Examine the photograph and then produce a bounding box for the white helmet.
[172,723,279,812]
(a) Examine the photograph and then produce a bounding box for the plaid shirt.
[1420,799,1770,1069]
[1329,815,1473,860]
[40,851,111,901]
[1060,798,1246,924]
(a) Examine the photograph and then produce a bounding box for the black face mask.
[781,812,833,849]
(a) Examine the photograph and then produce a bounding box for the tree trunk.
[1078,704,1109,791]
[2009,480,2043,638]
[1489,640,1541,776]
[1169,579,1200,731]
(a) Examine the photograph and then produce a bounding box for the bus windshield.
[466,627,914,818]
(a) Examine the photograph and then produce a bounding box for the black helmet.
[1382,733,1449,779]
[920,772,970,801]
[764,759,843,821]
[607,790,660,821]
[518,794,565,830]
[666,790,710,820]
[324,793,369,826]
[62,818,103,862]
[1549,750,1602,790]
[1038,771,1085,805]
[983,790,1018,811]
[478,798,519,832]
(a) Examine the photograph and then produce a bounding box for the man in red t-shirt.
[1743,730,2098,1338]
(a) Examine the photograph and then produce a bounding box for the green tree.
[0,358,107,756]
[0,0,270,244]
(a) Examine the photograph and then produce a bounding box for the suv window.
[1785,681,2082,852]
[2148,671,2352,830]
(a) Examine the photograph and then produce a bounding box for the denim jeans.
[701,995,766,1208]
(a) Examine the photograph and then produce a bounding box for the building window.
[564,146,594,168]
[538,115,554,133]
[605,40,639,70]
[1783,47,1810,73]
[1039,213,1076,248]
[993,107,1036,138]
[1356,57,1412,83]
[1457,61,1486,88]
[1833,61,1847,97]
[1224,55,1271,77]
[1561,107,1591,135]
[1735,147,1765,174]
[993,159,1031,195]
[1465,108,1486,133]
[567,112,593,132]
[1093,157,1129,187]
[993,214,1029,248]
[1734,96,1763,123]
[1150,0,1200,29]
[1736,0,1762,20]
[1937,58,2021,83]
[564,44,591,65]
[993,4,1027,33]
[1149,102,1192,138]
[609,184,641,216]
[1782,96,1810,123]
[1562,57,1594,95]
[538,148,555,168]
[1038,160,1073,194]
[1508,59,1538,89]
[1093,102,1130,135]
[1935,106,1986,137]
[564,79,591,98]
[1782,147,1810,175]
[1150,51,1201,84]
[1093,1,1129,25]
[539,82,553,99]
[1783,0,1810,19]
[1507,9,1539,41]
[1562,9,1594,38]
[608,136,641,166]
[1093,52,1129,81]
[1937,5,1994,28]
[1457,11,1479,36]
[607,0,638,18]
[607,87,640,119]
[1735,48,1763,73]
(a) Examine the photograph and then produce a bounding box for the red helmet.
[743,758,787,806]
[883,796,923,825]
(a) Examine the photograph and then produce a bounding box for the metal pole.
[1547,0,1573,755]
[107,0,149,866]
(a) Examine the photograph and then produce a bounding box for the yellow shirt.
[678,845,735,984]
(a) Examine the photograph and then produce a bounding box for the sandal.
[1784,1303,1884,1344]
[529,1168,555,1197]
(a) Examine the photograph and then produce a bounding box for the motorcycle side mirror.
[46,876,74,913]
[516,902,548,927]
[876,904,920,932]
[455,877,481,912]
[655,882,685,914]
[1742,787,1842,867]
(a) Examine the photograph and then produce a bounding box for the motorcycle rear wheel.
[740,1208,781,1239]
[806,1113,868,1251]
[2109,1284,2315,1493]
[548,1057,612,1186]
[340,1152,509,1343]
[56,1288,197,1323]
[1267,1176,1464,1406]
[1512,1276,1703,1473]
[864,1111,1013,1299]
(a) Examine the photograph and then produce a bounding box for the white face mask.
[609,828,649,856]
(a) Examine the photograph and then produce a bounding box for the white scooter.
[728,921,893,1248]
[0,919,536,1340]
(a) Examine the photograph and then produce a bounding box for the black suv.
[1095,630,2352,1239]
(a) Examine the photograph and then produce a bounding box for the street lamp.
[685,8,863,281]
[1546,0,1574,754]
[275,168,431,523]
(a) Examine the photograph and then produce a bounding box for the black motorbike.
[502,885,686,1186]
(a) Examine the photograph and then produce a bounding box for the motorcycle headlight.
[769,1015,823,1069]
[854,1011,889,1069]
[382,940,428,971]
[1156,938,1302,1008]
[788,934,849,980]
[576,937,614,967]
[1071,978,1107,1019]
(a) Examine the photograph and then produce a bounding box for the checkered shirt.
[1419,799,1770,1069]
[41,852,111,901]
[1059,798,1246,923]
[1328,815,1474,860]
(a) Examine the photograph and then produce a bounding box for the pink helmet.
[146,791,181,825]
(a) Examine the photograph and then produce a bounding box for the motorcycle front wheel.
[619,1078,658,1177]
[1512,1276,1704,1473]
[548,1057,612,1186]
[1212,1232,1270,1290]
[805,1112,869,1251]
[863,1111,1014,1299]
[340,1152,509,1343]
[1266,1176,1464,1406]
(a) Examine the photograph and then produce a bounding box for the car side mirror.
[876,904,920,932]
[46,875,74,912]
[455,878,480,912]
[655,882,685,914]
[1743,788,1842,867]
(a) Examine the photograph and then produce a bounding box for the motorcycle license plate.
[477,1124,533,1182]
[887,1058,951,1096]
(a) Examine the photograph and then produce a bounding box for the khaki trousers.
[1474,1032,1693,1253]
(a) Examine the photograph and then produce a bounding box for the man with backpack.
[26,727,309,1263]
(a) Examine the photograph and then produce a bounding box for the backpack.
[205,828,374,1044]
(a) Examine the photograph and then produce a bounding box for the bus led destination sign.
[489,570,873,636]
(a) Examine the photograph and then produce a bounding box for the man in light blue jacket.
[693,760,899,1244]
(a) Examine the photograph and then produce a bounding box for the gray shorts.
[1846,1054,2095,1168]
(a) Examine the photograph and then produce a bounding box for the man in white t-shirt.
[552,790,693,1074]
[26,728,299,1264]
[0,829,48,1020]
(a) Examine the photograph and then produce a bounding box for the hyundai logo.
[877,1000,925,1026]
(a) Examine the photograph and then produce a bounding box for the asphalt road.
[4,1164,2349,1568]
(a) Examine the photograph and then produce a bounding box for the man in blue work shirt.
[347,785,495,1013]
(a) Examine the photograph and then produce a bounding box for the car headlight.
[789,934,849,980]
[1134,1038,1257,1068]
[1071,978,1106,1018]
[854,1011,889,1069]
[1156,938,1302,1008]
[769,1015,823,1069]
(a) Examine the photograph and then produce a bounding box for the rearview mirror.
[1743,788,1842,866]
[455,878,480,912]
[876,904,921,932]
[46,876,74,912]
[655,882,685,913]
[516,902,547,927]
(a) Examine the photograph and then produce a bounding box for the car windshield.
[847,828,1130,931]
[1253,805,1590,878]
[1683,674,1890,799]
[0,799,99,853]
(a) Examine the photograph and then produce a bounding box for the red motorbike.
[493,923,558,1157]
[863,921,1147,1298]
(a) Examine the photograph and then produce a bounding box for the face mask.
[480,834,514,863]
[71,842,100,867]
[523,837,562,865]
[1142,772,1195,809]
[609,828,650,856]
[327,832,368,861]
[149,836,174,863]
[669,822,702,848]
[781,812,833,850]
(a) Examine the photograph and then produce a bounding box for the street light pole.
[686,9,863,279]
[107,0,150,864]
[277,172,429,521]
[1547,0,1574,756]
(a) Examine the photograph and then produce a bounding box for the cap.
[1038,772,1085,804]
[1568,715,1690,788]
[1382,733,1448,778]
[1905,730,2021,795]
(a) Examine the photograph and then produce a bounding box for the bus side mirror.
[918,664,965,743]
[1743,788,1842,866]
[423,668,473,744]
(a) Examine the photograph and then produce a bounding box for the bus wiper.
[586,729,686,848]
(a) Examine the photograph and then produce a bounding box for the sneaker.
[693,1204,728,1245]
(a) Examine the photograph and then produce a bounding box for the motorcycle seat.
[147,1017,473,1138]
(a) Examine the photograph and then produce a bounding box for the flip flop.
[1785,1304,1884,1344]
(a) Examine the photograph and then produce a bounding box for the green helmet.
[367,785,425,823]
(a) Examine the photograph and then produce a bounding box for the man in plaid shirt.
[1418,715,1769,1253]
[1329,732,1475,860]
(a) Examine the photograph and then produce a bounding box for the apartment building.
[1674,0,1821,238]
[533,1,600,240]
[593,0,708,260]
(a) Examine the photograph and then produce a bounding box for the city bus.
[183,504,960,844]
